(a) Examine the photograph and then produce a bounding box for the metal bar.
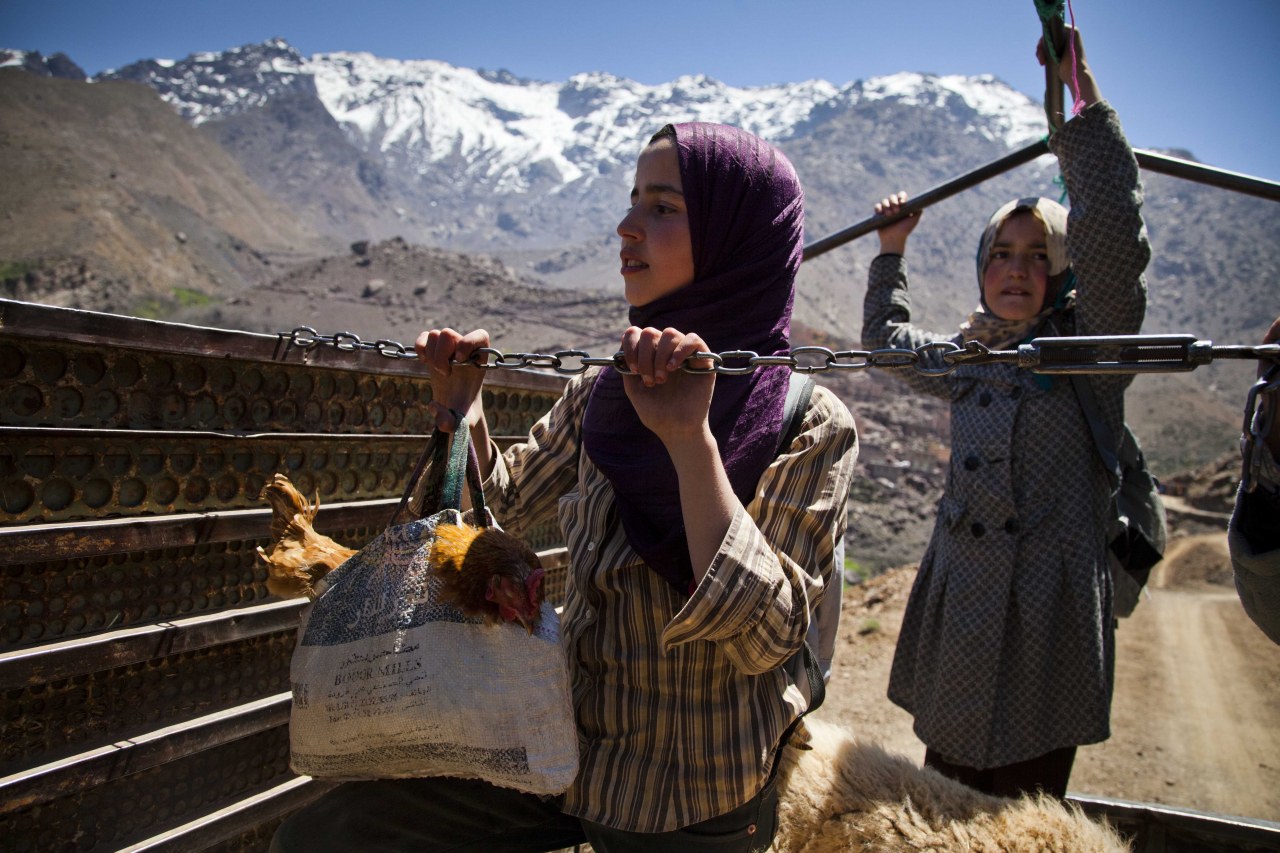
[0,693,291,816]
[0,298,567,395]
[1134,149,1280,203]
[1068,794,1280,849]
[1019,338,1275,374]
[0,298,412,374]
[802,151,1280,263]
[802,139,1052,260]
[1215,344,1280,362]
[0,424,437,443]
[1040,8,1068,133]
[0,499,397,565]
[119,776,338,853]
[1020,334,1213,374]
[0,547,570,688]
[0,428,433,525]
[0,599,306,689]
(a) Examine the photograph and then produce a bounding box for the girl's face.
[617,137,695,308]
[981,211,1050,321]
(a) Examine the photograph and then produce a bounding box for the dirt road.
[817,532,1280,823]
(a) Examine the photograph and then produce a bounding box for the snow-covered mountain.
[0,47,86,79]
[4,38,1052,259]
[95,39,1045,192]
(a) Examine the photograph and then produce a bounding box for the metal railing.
[802,141,1280,262]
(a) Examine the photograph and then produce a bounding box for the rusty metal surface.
[0,298,568,395]
[0,601,304,688]
[1,726,293,851]
[0,337,436,434]
[0,426,562,530]
[1,635,295,771]
[2,547,569,688]
[0,299,571,851]
[2,693,291,817]
[2,518,563,652]
[137,777,338,853]
[0,523,378,649]
[1,429,426,524]
[0,308,558,436]
[0,499,397,565]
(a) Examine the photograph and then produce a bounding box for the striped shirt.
[483,370,857,832]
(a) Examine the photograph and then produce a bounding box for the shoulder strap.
[776,371,825,715]
[777,372,816,456]
[1069,375,1122,488]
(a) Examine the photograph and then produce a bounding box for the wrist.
[1067,67,1102,108]
[662,424,719,467]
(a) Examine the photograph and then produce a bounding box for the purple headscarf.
[582,122,804,593]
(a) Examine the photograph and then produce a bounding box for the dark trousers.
[271,773,779,853]
[924,745,1077,800]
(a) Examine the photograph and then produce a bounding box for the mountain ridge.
[1,39,1274,479]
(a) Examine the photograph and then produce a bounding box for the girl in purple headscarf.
[273,124,856,851]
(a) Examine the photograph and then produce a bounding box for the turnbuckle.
[1018,334,1212,374]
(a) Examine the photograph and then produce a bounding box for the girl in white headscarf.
[861,27,1149,799]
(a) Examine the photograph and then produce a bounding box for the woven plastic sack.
[287,426,578,794]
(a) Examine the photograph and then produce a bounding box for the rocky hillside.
[0,69,334,315]
[208,236,624,354]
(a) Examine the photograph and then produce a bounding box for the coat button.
[978,391,992,407]
[1004,517,1020,534]
[970,522,986,538]
[1009,386,1023,400]
[963,455,981,471]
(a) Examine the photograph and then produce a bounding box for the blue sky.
[3,0,1277,180]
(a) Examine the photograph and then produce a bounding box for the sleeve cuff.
[662,506,791,651]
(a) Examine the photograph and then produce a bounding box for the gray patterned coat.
[862,102,1149,768]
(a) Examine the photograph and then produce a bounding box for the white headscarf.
[960,197,1073,349]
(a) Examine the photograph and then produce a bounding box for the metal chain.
[280,326,1279,377]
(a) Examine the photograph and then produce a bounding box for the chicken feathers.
[430,523,545,633]
[253,473,545,629]
[255,474,356,600]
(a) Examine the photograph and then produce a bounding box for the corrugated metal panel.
[1,298,570,851]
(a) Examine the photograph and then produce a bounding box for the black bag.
[1070,376,1168,617]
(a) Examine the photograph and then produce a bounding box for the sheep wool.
[770,718,1128,853]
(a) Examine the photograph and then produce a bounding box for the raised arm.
[862,191,957,400]
[1044,28,1150,338]
[662,385,858,674]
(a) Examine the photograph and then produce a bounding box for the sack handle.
[390,411,489,527]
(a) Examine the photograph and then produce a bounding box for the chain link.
[280,327,1279,377]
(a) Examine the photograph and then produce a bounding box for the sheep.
[770,718,1129,852]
